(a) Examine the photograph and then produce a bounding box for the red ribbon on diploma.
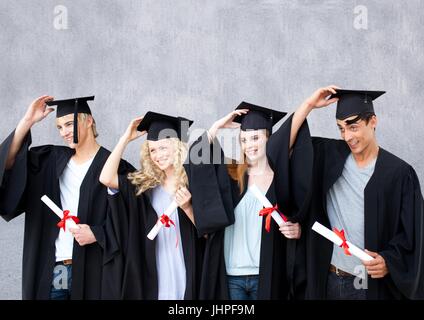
[333,227,351,256]
[160,214,175,228]
[159,214,179,247]
[57,210,80,231]
[259,204,288,232]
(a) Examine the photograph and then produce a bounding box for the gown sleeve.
[0,130,52,221]
[379,166,424,299]
[185,131,234,237]
[91,160,135,251]
[266,114,315,299]
[101,171,139,299]
[103,171,136,264]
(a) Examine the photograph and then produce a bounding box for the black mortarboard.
[46,96,94,144]
[329,90,385,120]
[137,111,193,142]
[233,101,287,133]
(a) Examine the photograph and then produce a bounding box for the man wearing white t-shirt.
[0,95,132,299]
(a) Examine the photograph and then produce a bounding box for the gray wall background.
[0,0,423,299]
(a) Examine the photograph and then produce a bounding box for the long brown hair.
[227,157,248,194]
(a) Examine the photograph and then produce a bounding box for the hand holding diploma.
[362,250,389,278]
[250,184,288,232]
[312,221,373,261]
[147,200,178,240]
[278,221,302,239]
[41,195,80,232]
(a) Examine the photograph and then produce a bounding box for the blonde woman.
[99,112,206,300]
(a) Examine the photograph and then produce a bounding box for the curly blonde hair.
[127,138,189,195]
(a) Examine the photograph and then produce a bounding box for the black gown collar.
[233,172,276,207]
[55,146,107,178]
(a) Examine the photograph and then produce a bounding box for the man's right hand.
[303,85,340,110]
[22,95,55,126]
[5,95,54,170]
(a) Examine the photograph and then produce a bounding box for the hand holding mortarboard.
[121,116,146,144]
[329,89,385,120]
[22,95,55,125]
[136,111,193,142]
[303,85,340,110]
[214,109,248,129]
[233,102,286,132]
[207,109,248,141]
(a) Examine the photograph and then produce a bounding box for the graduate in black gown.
[100,112,213,299]
[194,102,311,300]
[0,95,132,299]
[290,86,424,299]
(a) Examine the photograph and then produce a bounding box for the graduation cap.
[137,111,193,142]
[329,90,385,120]
[233,101,287,133]
[46,96,94,144]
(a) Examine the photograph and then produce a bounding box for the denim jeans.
[227,275,259,300]
[326,271,366,300]
[50,263,72,300]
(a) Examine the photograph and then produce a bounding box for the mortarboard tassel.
[73,99,78,144]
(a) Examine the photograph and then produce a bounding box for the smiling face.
[56,113,94,148]
[148,138,176,171]
[337,114,377,155]
[239,129,269,164]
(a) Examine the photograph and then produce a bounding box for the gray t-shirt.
[326,153,376,277]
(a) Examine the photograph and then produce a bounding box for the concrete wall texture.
[0,0,423,299]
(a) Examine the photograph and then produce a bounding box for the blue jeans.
[50,263,72,300]
[326,271,366,300]
[227,275,259,300]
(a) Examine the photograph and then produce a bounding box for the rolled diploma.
[312,221,373,261]
[249,184,285,226]
[147,200,178,240]
[41,195,80,230]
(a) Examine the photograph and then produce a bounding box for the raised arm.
[5,95,54,169]
[206,109,248,142]
[99,117,145,189]
[289,85,340,150]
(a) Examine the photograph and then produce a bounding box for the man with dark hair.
[289,86,424,299]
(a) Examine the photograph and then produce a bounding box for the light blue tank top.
[224,188,264,276]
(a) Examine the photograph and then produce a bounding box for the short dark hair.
[344,112,376,126]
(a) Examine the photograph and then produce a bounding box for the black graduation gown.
[189,114,312,300]
[299,136,424,299]
[0,130,132,300]
[103,172,205,300]
[175,131,234,300]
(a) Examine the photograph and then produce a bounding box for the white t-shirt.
[55,157,94,262]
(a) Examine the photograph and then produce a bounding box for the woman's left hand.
[175,187,192,211]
